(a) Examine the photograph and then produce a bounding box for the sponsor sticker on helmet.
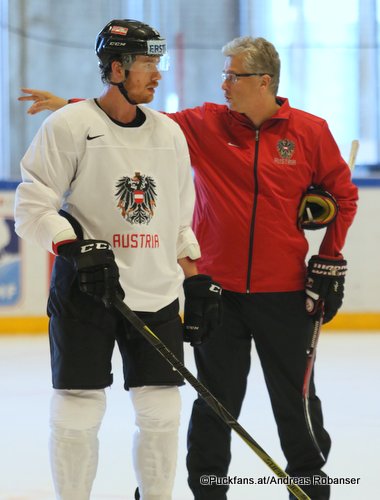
[110,26,129,36]
[147,39,166,55]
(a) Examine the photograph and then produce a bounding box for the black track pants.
[187,290,331,500]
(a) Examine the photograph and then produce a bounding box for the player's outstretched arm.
[18,88,68,114]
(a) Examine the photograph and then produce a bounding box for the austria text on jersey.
[113,233,160,248]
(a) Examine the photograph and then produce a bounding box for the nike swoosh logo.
[228,142,240,148]
[87,134,104,141]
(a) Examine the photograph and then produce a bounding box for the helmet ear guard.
[297,186,339,230]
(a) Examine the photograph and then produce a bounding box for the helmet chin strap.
[109,71,137,105]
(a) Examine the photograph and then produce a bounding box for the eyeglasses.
[221,72,272,84]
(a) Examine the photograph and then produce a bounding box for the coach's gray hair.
[222,36,280,95]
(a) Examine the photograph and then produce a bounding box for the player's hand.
[305,255,347,323]
[183,274,222,346]
[57,239,124,308]
[18,88,68,115]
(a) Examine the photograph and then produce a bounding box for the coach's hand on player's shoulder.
[305,255,347,323]
[57,239,124,308]
[183,274,222,346]
[18,88,68,115]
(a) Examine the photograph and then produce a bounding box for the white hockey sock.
[49,389,106,500]
[130,386,181,500]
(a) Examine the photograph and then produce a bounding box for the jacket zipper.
[246,129,260,293]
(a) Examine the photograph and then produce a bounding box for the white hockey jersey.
[15,99,199,311]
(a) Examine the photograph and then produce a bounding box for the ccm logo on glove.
[80,241,112,253]
[57,239,124,308]
[183,274,222,346]
[209,283,222,294]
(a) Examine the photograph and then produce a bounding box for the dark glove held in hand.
[305,255,347,323]
[183,274,222,346]
[58,239,123,308]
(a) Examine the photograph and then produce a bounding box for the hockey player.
[14,19,221,500]
[18,36,358,500]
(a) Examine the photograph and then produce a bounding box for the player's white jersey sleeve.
[172,122,200,260]
[15,109,79,252]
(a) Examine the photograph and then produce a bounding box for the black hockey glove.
[305,255,347,324]
[183,274,222,346]
[57,239,123,308]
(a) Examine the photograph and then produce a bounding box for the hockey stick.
[114,296,311,500]
[302,303,326,462]
[348,139,359,171]
[302,138,359,458]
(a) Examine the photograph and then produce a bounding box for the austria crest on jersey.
[115,171,157,224]
[133,190,144,204]
[277,138,295,159]
[274,138,296,165]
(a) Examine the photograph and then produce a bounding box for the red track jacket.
[168,98,358,293]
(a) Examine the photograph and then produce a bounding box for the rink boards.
[1,180,379,332]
